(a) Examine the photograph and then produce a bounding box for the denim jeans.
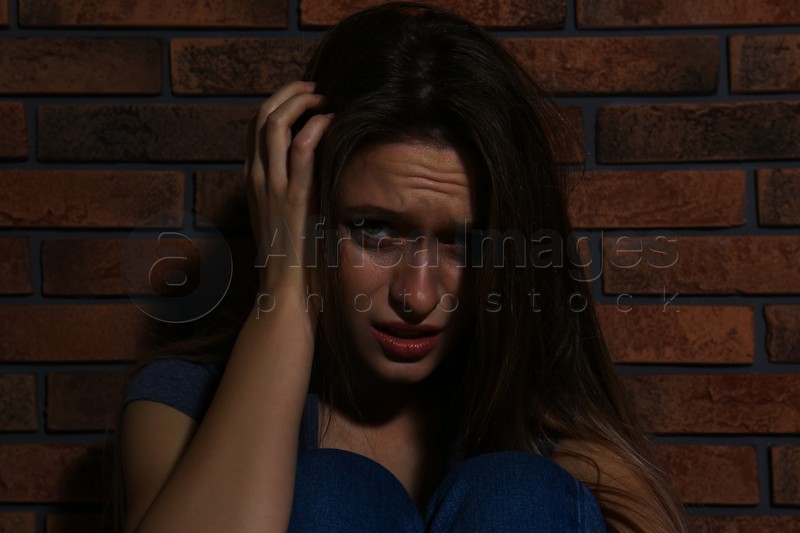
[289,448,606,532]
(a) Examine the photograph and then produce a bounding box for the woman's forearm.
[130,292,315,533]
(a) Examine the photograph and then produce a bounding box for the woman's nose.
[389,242,442,319]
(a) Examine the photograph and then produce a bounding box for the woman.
[120,3,688,532]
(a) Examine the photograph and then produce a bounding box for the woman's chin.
[354,348,447,389]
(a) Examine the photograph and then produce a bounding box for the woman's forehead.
[339,141,476,224]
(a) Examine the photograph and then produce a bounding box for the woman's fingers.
[245,82,321,252]
[248,81,316,199]
[242,81,332,293]
[252,81,317,188]
[287,113,334,209]
[264,92,326,194]
[250,82,313,175]
[255,80,315,124]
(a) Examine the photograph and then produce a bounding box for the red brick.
[42,237,234,298]
[758,168,800,226]
[300,0,565,29]
[37,104,255,162]
[0,38,161,94]
[504,36,717,96]
[765,306,800,363]
[46,372,127,431]
[42,239,129,295]
[570,170,746,229]
[771,446,800,505]
[171,38,313,95]
[19,0,288,28]
[0,237,32,295]
[577,0,800,28]
[0,305,151,362]
[0,374,37,431]
[623,374,800,433]
[0,444,105,502]
[195,170,248,229]
[653,445,758,505]
[603,236,800,295]
[597,305,753,364]
[730,35,800,94]
[692,516,800,533]
[0,102,27,160]
[0,170,184,228]
[0,513,36,533]
[46,513,106,533]
[597,102,800,163]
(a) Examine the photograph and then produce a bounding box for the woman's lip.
[373,322,443,338]
[371,326,441,361]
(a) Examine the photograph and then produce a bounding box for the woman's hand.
[244,81,333,301]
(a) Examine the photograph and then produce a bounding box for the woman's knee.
[425,451,605,532]
[289,448,423,532]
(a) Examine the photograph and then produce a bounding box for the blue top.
[123,358,319,451]
[124,358,557,458]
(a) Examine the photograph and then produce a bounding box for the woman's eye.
[348,218,398,247]
[360,220,393,238]
[442,235,467,260]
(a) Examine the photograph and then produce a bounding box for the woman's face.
[336,141,476,385]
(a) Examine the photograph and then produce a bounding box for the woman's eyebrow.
[340,205,404,223]
[340,205,474,233]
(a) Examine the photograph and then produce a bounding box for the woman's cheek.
[339,244,384,302]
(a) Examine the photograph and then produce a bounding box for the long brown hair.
[302,3,688,531]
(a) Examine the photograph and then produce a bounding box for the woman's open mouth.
[371,323,442,361]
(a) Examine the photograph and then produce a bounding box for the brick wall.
[1,0,799,531]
